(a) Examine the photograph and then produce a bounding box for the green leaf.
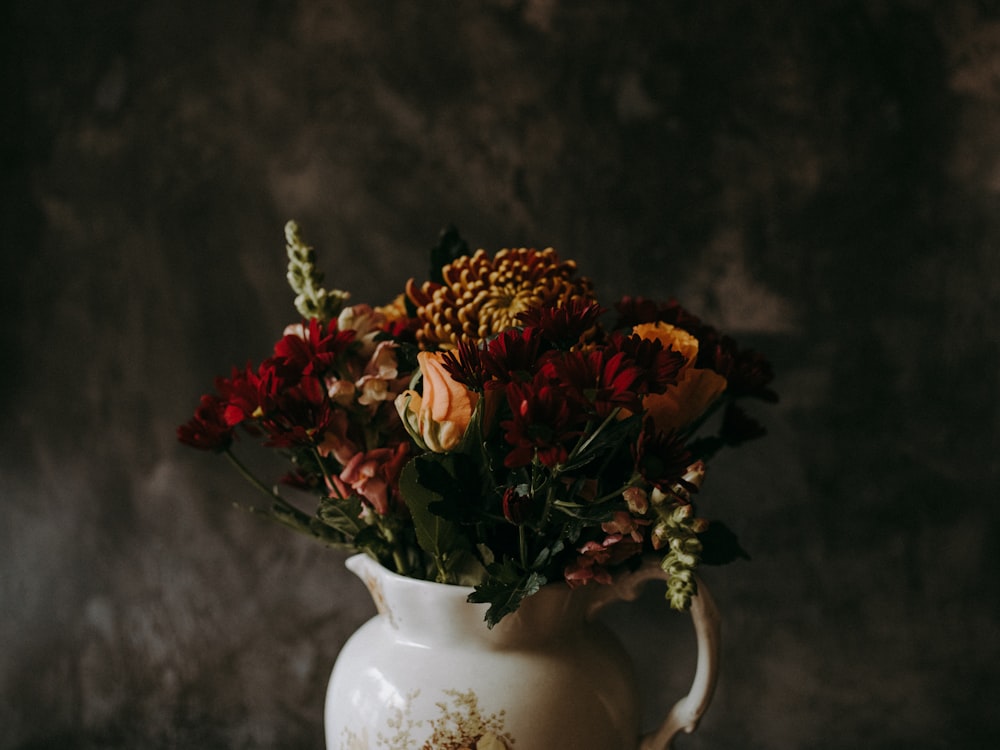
[350,524,398,570]
[429,225,470,284]
[316,494,366,539]
[401,450,488,526]
[530,539,564,570]
[562,517,585,545]
[423,456,490,525]
[398,456,472,583]
[468,559,546,628]
[698,521,751,565]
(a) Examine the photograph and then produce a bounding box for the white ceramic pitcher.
[325,553,720,750]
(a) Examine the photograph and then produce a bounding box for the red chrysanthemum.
[517,299,604,349]
[216,365,277,428]
[501,378,580,469]
[177,394,234,452]
[701,336,778,402]
[615,297,777,402]
[273,318,355,378]
[614,296,704,332]
[216,357,337,450]
[480,327,545,386]
[258,388,337,449]
[440,338,489,391]
[633,422,692,491]
[603,332,686,396]
[540,348,645,415]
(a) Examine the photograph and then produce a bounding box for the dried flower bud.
[680,460,707,491]
[650,487,669,506]
[671,503,693,521]
[502,486,533,525]
[651,521,669,550]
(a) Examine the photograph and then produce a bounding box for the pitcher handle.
[588,560,721,750]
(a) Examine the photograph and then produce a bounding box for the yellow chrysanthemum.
[406,247,595,348]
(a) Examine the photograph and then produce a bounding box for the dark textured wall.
[3,1,999,748]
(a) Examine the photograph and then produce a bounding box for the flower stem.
[564,407,622,465]
[312,447,338,496]
[381,521,412,578]
[225,448,284,502]
[223,448,320,538]
[589,480,639,506]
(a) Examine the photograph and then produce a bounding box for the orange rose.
[395,351,479,452]
[633,322,727,432]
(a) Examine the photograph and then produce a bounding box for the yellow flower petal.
[643,367,728,432]
[631,321,700,364]
[633,321,727,432]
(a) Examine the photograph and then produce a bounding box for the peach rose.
[395,351,479,452]
[633,322,727,432]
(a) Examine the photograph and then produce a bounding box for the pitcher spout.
[345,551,380,582]
[345,553,391,618]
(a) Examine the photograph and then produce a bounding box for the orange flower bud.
[395,351,479,452]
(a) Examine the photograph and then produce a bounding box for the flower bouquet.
[179,223,776,626]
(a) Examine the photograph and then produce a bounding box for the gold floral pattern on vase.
[339,688,514,750]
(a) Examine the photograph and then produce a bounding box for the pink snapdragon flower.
[601,511,649,543]
[564,535,643,588]
[330,443,411,516]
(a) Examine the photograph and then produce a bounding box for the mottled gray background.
[2,1,999,748]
